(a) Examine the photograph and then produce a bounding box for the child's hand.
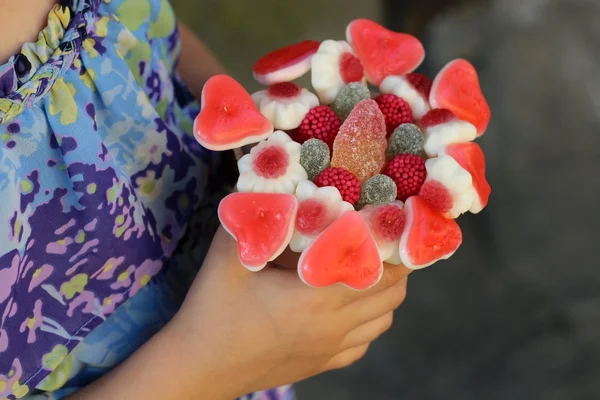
[172,225,409,398]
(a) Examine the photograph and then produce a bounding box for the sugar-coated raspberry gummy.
[382,154,426,201]
[314,167,361,205]
[331,99,387,183]
[374,94,414,136]
[292,106,341,149]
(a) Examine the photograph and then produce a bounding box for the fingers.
[205,226,256,281]
[359,262,411,298]
[332,262,411,307]
[344,277,407,326]
[338,311,394,350]
[270,260,410,314]
[213,227,410,315]
[322,344,370,372]
[209,225,237,254]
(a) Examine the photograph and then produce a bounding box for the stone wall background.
[174,0,600,398]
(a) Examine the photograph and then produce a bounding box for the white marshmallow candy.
[419,155,475,219]
[311,40,367,105]
[439,143,491,214]
[252,82,319,130]
[290,180,354,252]
[380,75,431,119]
[421,110,477,157]
[237,131,308,194]
[359,201,405,265]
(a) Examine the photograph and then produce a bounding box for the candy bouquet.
[194,19,491,290]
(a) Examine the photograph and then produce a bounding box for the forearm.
[67,321,233,400]
[177,21,226,98]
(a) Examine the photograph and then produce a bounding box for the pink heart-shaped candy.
[443,142,491,211]
[430,59,491,135]
[194,75,273,151]
[346,19,425,86]
[400,196,462,269]
[218,192,298,271]
[298,211,383,290]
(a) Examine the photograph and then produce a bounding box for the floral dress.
[0,1,294,399]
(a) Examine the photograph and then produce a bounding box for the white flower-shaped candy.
[359,201,405,265]
[421,109,477,157]
[289,180,354,252]
[311,40,366,104]
[237,131,308,194]
[418,155,474,219]
[380,75,431,119]
[439,142,491,214]
[251,82,319,130]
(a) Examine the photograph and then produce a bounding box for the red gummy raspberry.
[382,154,427,201]
[420,108,456,129]
[314,167,361,205]
[405,73,433,98]
[374,94,414,136]
[292,106,341,149]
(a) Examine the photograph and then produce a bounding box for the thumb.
[205,225,255,281]
[208,225,298,283]
[208,224,238,254]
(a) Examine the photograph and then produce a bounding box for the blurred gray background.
[174,0,600,398]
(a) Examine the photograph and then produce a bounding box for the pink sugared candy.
[399,196,462,270]
[237,131,307,194]
[359,202,406,265]
[418,155,474,219]
[252,82,319,130]
[299,211,383,290]
[420,109,477,157]
[194,75,274,151]
[290,180,354,252]
[331,99,387,182]
[346,19,425,86]
[253,40,321,85]
[430,59,491,135]
[218,192,298,271]
[311,40,366,104]
[379,73,432,119]
[440,142,491,213]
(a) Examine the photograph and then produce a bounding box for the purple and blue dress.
[0,0,294,398]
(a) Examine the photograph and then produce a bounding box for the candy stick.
[233,144,256,162]
[233,147,245,162]
[231,144,256,192]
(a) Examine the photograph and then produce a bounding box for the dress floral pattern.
[0,1,294,399]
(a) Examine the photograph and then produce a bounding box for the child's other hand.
[172,225,409,398]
